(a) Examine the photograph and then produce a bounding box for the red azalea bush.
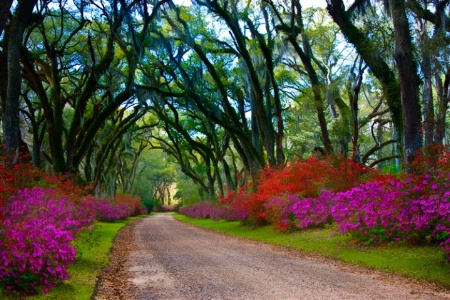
[0,152,41,211]
[115,193,147,216]
[0,187,94,295]
[218,156,370,226]
[219,186,251,222]
[38,173,90,205]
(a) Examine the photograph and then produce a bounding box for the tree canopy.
[1,0,449,201]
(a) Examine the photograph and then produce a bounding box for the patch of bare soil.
[94,214,450,300]
[93,219,141,300]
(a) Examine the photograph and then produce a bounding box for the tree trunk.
[435,67,450,145]
[0,0,13,36]
[390,0,422,170]
[417,19,434,148]
[3,0,37,155]
[422,55,434,148]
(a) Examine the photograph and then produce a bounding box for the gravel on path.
[94,213,450,300]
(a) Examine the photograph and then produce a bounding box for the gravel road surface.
[94,214,450,300]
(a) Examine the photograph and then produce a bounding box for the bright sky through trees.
[174,0,327,7]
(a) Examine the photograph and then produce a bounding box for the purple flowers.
[81,199,132,222]
[179,202,244,221]
[0,187,95,295]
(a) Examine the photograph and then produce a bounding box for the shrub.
[179,202,229,220]
[331,179,411,244]
[0,187,94,295]
[0,151,41,212]
[219,156,370,226]
[115,193,147,216]
[141,198,154,213]
[219,187,251,222]
[329,174,450,257]
[271,190,335,232]
[38,173,90,205]
[81,196,132,222]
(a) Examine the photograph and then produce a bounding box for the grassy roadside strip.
[174,214,450,289]
[2,216,144,300]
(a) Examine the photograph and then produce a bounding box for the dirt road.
[94,214,450,300]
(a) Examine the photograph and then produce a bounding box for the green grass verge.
[1,216,144,300]
[174,214,450,288]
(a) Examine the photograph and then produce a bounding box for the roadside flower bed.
[0,150,148,295]
[0,187,94,294]
[180,156,450,261]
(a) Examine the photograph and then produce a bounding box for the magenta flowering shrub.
[289,190,334,229]
[330,175,450,246]
[179,202,247,221]
[179,202,229,220]
[81,198,132,222]
[331,179,413,243]
[0,187,94,295]
[327,174,450,259]
[408,173,450,258]
[264,190,334,232]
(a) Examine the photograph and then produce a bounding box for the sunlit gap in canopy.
[172,0,327,8]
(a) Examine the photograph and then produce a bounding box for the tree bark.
[3,0,37,155]
[435,67,450,145]
[0,0,13,36]
[390,0,422,170]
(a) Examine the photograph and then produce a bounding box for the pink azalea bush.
[0,187,94,295]
[330,179,409,243]
[330,175,450,246]
[179,202,229,220]
[278,174,450,258]
[265,189,335,232]
[81,195,135,222]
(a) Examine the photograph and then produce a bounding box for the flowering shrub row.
[0,189,145,295]
[180,154,450,260]
[179,202,246,221]
[0,149,148,295]
[116,193,147,216]
[81,194,148,222]
[330,175,450,250]
[0,187,94,295]
[81,197,132,222]
[179,202,226,220]
[219,157,371,225]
